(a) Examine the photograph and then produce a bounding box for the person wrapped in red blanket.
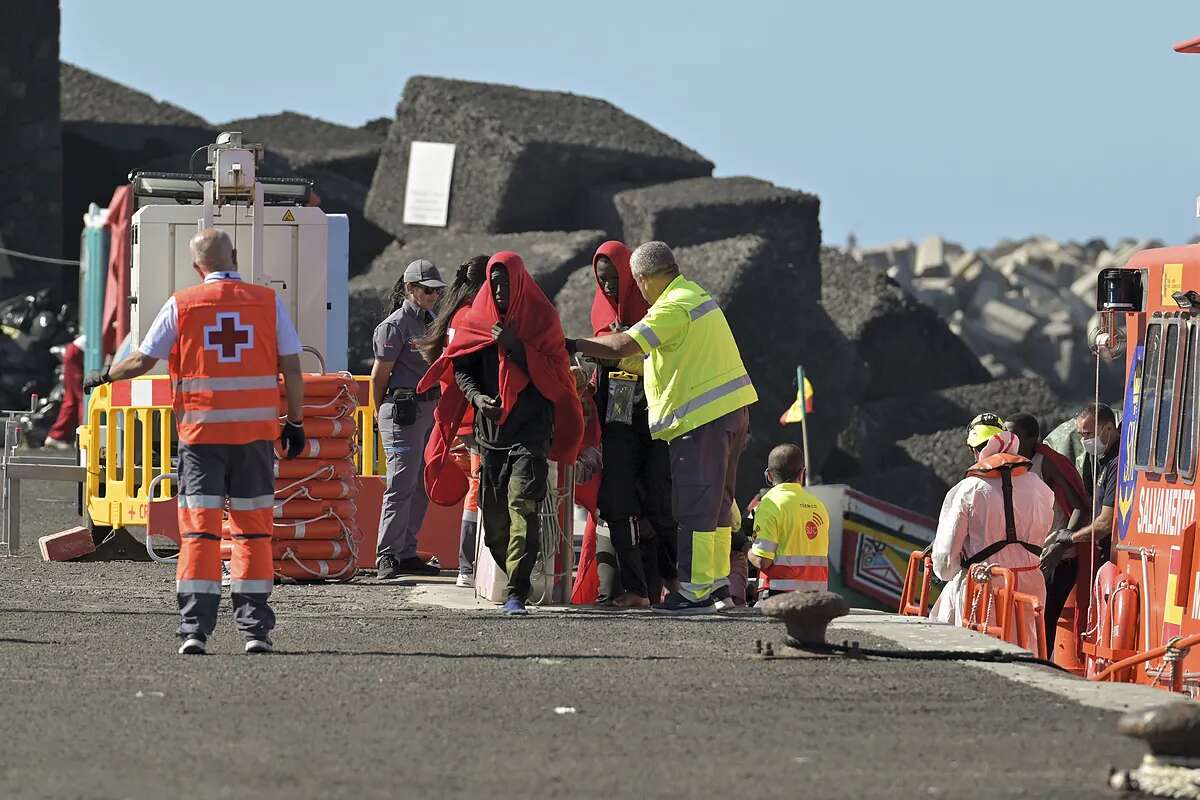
[584,241,679,608]
[417,251,583,615]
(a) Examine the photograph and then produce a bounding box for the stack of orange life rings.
[220,373,362,581]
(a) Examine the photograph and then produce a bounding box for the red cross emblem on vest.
[203,312,254,363]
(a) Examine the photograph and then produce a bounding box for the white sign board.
[402,141,456,227]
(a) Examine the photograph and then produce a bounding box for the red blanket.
[1037,441,1089,520]
[589,240,648,335]
[418,251,584,506]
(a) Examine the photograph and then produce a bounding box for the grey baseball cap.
[403,258,447,288]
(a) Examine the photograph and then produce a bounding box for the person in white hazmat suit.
[929,414,1055,652]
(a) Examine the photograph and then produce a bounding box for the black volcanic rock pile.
[1,3,62,297]
[12,47,1083,514]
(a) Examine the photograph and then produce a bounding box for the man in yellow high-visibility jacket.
[568,241,757,615]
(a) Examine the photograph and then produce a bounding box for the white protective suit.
[929,432,1055,652]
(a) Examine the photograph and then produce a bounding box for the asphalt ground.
[1,478,1143,799]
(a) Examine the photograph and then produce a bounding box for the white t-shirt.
[139,271,302,360]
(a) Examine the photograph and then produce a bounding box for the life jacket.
[169,279,280,445]
[961,453,1043,566]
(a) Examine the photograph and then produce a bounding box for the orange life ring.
[274,437,354,460]
[274,498,356,519]
[272,517,347,539]
[274,459,356,480]
[221,539,355,561]
[274,479,357,500]
[297,417,357,439]
[292,374,358,397]
[274,557,355,581]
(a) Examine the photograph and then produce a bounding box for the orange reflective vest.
[169,280,280,445]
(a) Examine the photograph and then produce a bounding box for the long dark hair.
[416,255,489,363]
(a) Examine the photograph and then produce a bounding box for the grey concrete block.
[822,248,990,403]
[597,176,821,261]
[348,230,606,373]
[219,111,385,187]
[915,234,950,277]
[365,76,713,239]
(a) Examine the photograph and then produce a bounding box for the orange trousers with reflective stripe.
[176,440,276,640]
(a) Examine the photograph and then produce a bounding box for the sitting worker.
[929,416,1054,652]
[416,255,489,587]
[1041,402,1118,652]
[1005,413,1089,531]
[586,241,678,609]
[747,444,830,602]
[371,259,447,580]
[84,228,306,655]
[416,252,583,616]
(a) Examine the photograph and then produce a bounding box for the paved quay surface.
[0,478,1171,799]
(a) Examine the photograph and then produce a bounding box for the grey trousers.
[668,407,749,602]
[376,398,437,561]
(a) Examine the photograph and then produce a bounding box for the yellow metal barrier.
[79,374,384,530]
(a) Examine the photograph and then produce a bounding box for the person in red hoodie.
[416,255,489,588]
[587,241,678,607]
[418,252,583,615]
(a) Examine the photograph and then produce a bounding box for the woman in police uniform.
[371,259,446,579]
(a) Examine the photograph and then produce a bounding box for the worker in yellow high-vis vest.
[567,241,757,615]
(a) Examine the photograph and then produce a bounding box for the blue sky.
[62,1,1200,249]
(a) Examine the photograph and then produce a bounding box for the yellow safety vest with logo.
[626,275,757,441]
[749,483,830,592]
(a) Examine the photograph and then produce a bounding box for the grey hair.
[630,241,680,279]
[189,228,235,270]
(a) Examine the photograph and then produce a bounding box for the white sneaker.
[456,573,474,588]
[221,563,232,588]
[43,437,73,451]
[244,638,273,654]
[178,637,206,655]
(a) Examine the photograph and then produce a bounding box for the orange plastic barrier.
[961,564,1047,659]
[897,551,933,616]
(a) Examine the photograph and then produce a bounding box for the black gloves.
[83,369,110,393]
[472,393,502,421]
[281,419,306,459]
[564,337,578,355]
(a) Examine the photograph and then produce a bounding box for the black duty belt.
[387,388,439,402]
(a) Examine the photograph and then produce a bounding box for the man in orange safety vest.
[85,228,306,655]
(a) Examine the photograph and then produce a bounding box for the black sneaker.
[651,591,716,616]
[395,556,441,576]
[376,555,401,580]
[711,585,735,612]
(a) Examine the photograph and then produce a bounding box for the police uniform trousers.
[376,398,437,561]
[176,439,276,640]
[668,406,749,602]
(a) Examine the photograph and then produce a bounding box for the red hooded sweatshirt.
[418,252,584,506]
[590,240,648,335]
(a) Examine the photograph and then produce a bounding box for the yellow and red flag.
[780,367,814,425]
